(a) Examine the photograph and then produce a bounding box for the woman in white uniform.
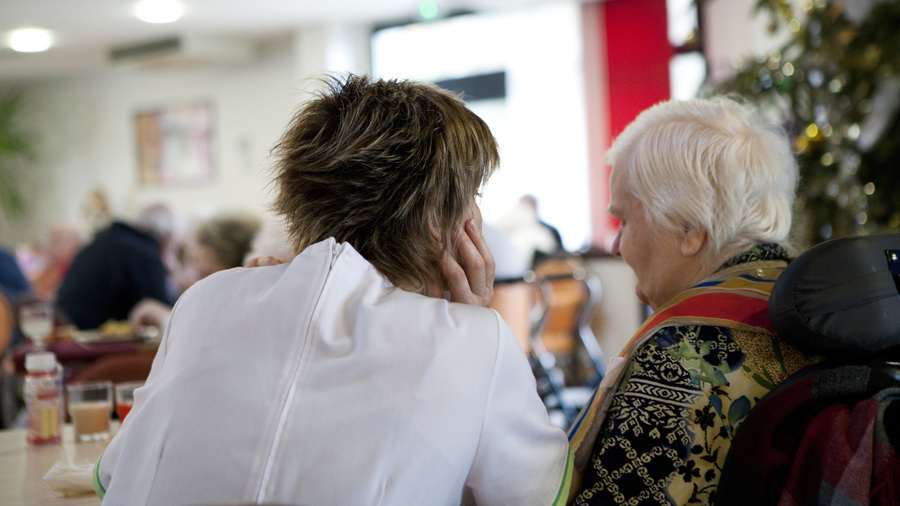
[95,75,574,505]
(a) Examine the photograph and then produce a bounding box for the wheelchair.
[718,234,900,505]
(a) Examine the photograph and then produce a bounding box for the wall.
[3,36,301,246]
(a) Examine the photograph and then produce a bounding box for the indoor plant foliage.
[0,89,38,222]
[710,0,900,248]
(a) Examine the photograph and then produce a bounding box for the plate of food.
[73,320,161,344]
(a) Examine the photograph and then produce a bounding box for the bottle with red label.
[24,351,64,445]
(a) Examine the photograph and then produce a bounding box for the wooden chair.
[526,255,606,428]
[530,255,606,383]
[0,292,12,356]
[67,352,155,384]
[0,292,17,429]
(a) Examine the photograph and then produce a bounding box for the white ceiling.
[0,0,547,85]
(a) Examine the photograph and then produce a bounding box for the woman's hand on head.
[441,219,495,308]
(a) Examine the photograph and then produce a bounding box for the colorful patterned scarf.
[567,255,788,472]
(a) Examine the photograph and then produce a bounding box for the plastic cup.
[66,381,113,442]
[114,381,143,422]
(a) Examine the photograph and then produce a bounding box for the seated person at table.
[188,212,261,281]
[0,247,32,348]
[128,212,262,330]
[95,74,574,505]
[55,204,176,330]
[30,220,83,301]
[567,97,822,504]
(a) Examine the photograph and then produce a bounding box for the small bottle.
[24,351,64,445]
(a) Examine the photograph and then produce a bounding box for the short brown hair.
[194,213,261,270]
[271,74,499,294]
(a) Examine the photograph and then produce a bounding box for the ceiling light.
[135,0,184,24]
[8,28,53,53]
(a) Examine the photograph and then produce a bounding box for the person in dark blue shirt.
[0,248,30,298]
[0,247,32,349]
[55,205,175,330]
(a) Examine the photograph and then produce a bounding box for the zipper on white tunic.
[253,240,343,502]
[331,242,343,267]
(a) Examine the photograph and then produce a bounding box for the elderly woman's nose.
[611,230,622,257]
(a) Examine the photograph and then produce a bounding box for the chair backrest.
[524,255,607,429]
[0,292,12,355]
[68,352,155,384]
[530,257,590,353]
[529,256,605,375]
[769,234,900,357]
[717,234,900,505]
[0,293,15,429]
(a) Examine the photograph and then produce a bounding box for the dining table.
[0,423,116,505]
[10,334,159,377]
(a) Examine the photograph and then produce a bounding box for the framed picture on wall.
[135,102,215,186]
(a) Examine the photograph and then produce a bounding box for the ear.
[680,225,707,257]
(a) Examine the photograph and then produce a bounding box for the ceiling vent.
[108,35,255,68]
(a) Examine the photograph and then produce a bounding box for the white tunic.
[96,238,570,505]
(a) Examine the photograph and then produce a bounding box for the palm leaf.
[0,89,38,220]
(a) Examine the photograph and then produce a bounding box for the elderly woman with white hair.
[567,96,822,504]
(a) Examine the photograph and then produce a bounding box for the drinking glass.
[66,381,113,442]
[114,381,143,422]
[18,300,54,351]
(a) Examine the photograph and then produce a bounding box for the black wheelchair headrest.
[769,234,900,358]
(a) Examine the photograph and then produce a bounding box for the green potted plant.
[0,89,37,221]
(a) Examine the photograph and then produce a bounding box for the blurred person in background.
[29,220,83,301]
[244,215,294,265]
[0,247,31,349]
[129,212,262,330]
[497,194,565,268]
[55,203,176,330]
[0,247,30,309]
[189,212,262,281]
[1,246,32,428]
[567,97,821,505]
[97,74,574,505]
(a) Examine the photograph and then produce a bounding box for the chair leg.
[529,351,579,428]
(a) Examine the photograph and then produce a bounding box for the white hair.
[606,96,798,264]
[135,203,175,241]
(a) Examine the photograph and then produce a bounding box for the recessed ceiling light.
[8,28,53,53]
[135,0,184,24]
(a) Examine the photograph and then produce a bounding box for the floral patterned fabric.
[573,244,821,505]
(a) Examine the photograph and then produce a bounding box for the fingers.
[442,219,495,308]
[456,221,487,295]
[128,298,172,329]
[441,251,471,303]
[243,256,287,268]
[465,218,495,283]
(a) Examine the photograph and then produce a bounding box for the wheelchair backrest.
[717,234,900,505]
